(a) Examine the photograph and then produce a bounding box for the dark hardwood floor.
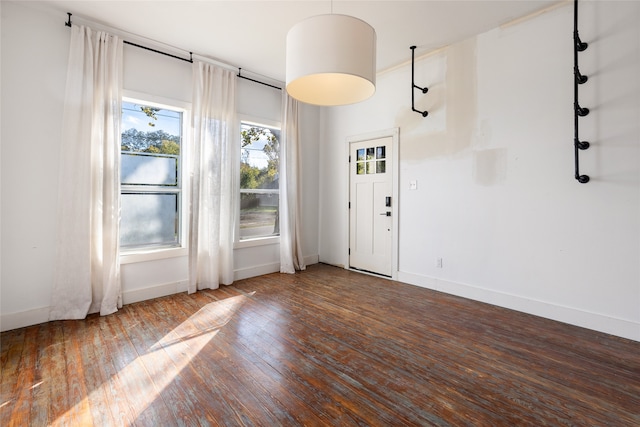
[2,263,639,426]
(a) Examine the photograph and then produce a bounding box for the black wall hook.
[575,69,588,84]
[65,12,72,27]
[576,105,590,117]
[410,46,428,117]
[575,35,588,52]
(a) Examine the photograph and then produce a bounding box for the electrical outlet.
[409,180,418,190]
[436,257,443,268]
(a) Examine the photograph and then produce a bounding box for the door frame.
[345,127,400,280]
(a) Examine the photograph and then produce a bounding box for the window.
[120,99,184,251]
[239,121,280,241]
[356,145,386,175]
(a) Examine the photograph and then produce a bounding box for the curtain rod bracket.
[65,12,72,27]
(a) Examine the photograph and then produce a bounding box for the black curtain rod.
[237,69,282,91]
[65,13,192,63]
[124,40,193,64]
[65,12,281,91]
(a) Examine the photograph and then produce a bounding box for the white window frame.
[235,116,281,249]
[120,91,191,264]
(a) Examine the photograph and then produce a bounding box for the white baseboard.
[304,254,320,267]
[234,262,281,281]
[1,306,50,332]
[233,255,318,280]
[122,280,189,305]
[397,271,640,342]
[0,281,191,332]
[2,255,322,332]
[233,254,319,281]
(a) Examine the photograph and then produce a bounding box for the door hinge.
[349,155,351,163]
[348,201,351,209]
[348,248,351,255]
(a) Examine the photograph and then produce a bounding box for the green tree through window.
[120,100,183,249]
[240,123,280,240]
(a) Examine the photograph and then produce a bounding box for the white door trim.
[345,128,399,280]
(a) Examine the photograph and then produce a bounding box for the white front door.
[349,137,393,277]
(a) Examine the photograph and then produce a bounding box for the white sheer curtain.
[188,62,237,293]
[279,93,306,274]
[50,25,123,320]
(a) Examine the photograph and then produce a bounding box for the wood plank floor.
[2,263,639,426]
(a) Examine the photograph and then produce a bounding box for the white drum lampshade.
[286,14,376,106]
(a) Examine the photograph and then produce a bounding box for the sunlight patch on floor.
[54,294,249,424]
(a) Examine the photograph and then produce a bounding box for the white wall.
[0,1,319,331]
[320,2,640,341]
[1,1,67,329]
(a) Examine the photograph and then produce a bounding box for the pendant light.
[286,13,376,106]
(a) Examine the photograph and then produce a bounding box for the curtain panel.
[188,62,237,292]
[50,25,123,320]
[279,93,306,274]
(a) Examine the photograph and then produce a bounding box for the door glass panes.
[120,100,183,250]
[240,123,280,240]
[367,147,375,160]
[356,145,386,175]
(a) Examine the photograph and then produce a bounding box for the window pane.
[121,101,181,154]
[366,161,376,174]
[366,147,375,160]
[377,160,386,173]
[120,193,178,248]
[121,100,183,251]
[376,146,386,159]
[121,153,177,186]
[240,122,280,240]
[240,124,280,190]
[240,192,279,240]
[357,162,365,175]
[356,149,365,161]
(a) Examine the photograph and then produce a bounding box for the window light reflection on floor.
[53,293,251,424]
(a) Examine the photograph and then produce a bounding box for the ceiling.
[39,0,561,84]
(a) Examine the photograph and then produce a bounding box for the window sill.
[120,247,188,264]
[235,235,280,249]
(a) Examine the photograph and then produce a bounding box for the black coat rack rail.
[573,0,590,184]
[410,46,429,117]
